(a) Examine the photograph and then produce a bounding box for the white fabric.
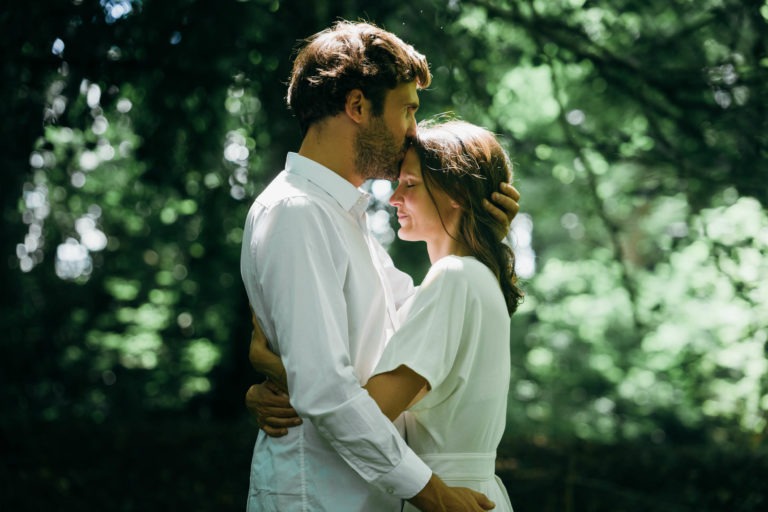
[240,152,430,512]
[374,255,514,512]
[403,454,513,512]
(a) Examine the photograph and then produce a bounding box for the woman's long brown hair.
[414,119,524,315]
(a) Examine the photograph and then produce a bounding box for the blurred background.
[2,0,767,510]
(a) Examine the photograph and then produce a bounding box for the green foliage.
[383,0,768,444]
[2,0,766,456]
[507,197,768,442]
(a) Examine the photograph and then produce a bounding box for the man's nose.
[407,125,417,141]
[406,114,417,139]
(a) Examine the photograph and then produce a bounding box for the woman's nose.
[389,185,402,206]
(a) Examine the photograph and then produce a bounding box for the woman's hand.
[246,307,300,436]
[249,309,288,393]
[245,381,302,437]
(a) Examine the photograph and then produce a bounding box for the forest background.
[1,0,767,510]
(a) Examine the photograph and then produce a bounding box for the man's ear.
[345,89,367,124]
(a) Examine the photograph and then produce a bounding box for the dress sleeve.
[246,197,431,498]
[373,258,469,390]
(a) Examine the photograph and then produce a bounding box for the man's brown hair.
[287,20,431,136]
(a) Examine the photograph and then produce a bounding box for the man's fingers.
[483,198,508,226]
[479,499,496,510]
[482,183,519,226]
[491,191,520,219]
[453,487,495,511]
[500,182,520,202]
[473,490,495,510]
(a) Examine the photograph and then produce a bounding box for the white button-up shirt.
[240,153,431,511]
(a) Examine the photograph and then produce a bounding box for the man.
[240,21,519,511]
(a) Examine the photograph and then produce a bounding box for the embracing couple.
[240,20,523,511]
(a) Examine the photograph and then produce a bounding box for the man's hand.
[245,381,302,437]
[482,182,520,241]
[408,474,495,511]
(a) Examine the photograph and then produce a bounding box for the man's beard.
[354,116,408,182]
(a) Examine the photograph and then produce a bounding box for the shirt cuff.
[370,447,432,499]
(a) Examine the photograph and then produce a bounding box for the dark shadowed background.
[2,0,767,510]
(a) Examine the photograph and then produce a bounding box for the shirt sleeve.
[373,258,469,391]
[245,197,431,498]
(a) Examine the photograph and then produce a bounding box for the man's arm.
[244,198,431,498]
[410,474,495,511]
[245,172,519,434]
[247,309,495,511]
[364,366,495,511]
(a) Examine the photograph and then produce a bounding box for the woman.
[252,119,522,510]
[368,119,522,511]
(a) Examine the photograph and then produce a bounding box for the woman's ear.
[345,89,367,124]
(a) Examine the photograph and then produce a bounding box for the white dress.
[373,255,514,512]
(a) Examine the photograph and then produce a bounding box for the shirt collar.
[285,152,370,213]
